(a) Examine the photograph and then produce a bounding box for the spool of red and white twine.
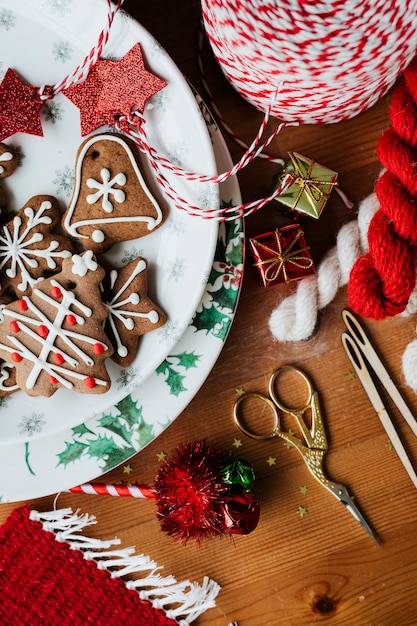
[201,0,417,125]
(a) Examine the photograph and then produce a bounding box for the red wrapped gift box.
[249,224,315,287]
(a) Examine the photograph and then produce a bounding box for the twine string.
[38,0,124,101]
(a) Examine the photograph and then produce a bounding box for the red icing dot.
[66,314,76,326]
[9,321,20,332]
[93,343,104,355]
[51,286,62,299]
[84,376,96,389]
[11,352,22,363]
[54,353,65,365]
[18,300,28,311]
[37,325,48,337]
[49,376,58,385]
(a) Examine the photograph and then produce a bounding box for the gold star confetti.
[299,485,308,495]
[347,371,356,380]
[235,387,245,397]
[266,456,276,466]
[284,429,295,449]
[123,464,133,475]
[386,440,394,450]
[156,451,167,462]
[232,438,243,448]
[298,506,308,517]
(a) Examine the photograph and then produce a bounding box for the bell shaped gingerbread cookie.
[0,251,113,397]
[62,133,167,253]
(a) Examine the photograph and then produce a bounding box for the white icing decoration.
[0,151,13,174]
[72,250,98,277]
[92,230,105,243]
[0,201,72,292]
[64,135,164,241]
[1,279,108,391]
[104,259,160,357]
[0,362,19,392]
[86,168,126,213]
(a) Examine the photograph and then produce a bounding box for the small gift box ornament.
[274,151,338,219]
[249,224,315,287]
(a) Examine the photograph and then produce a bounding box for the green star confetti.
[298,506,308,517]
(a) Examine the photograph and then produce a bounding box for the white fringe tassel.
[268,191,379,342]
[29,508,220,625]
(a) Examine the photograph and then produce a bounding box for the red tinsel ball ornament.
[153,441,229,543]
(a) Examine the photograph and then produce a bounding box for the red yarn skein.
[348,59,417,319]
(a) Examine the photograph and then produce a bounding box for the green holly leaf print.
[227,239,243,267]
[71,423,95,438]
[56,440,89,466]
[101,445,138,472]
[97,415,134,446]
[213,284,238,311]
[85,434,122,460]
[174,351,201,370]
[114,394,142,429]
[167,368,187,396]
[156,351,201,396]
[192,303,229,335]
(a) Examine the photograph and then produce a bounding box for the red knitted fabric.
[0,506,178,626]
[348,57,417,320]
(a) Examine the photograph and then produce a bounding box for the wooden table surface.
[2,2,417,625]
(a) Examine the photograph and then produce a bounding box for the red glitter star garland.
[0,69,44,141]
[0,43,167,142]
[63,43,167,135]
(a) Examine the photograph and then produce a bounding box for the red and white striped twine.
[38,0,124,101]
[201,0,417,124]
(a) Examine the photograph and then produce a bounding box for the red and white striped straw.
[67,483,156,499]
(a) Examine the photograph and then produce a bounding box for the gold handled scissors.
[233,365,378,543]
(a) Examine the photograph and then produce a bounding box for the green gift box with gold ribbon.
[273,152,338,219]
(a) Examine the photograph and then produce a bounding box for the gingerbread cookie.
[101,257,167,367]
[0,143,18,179]
[0,251,113,397]
[62,133,167,253]
[0,195,74,297]
[0,360,18,397]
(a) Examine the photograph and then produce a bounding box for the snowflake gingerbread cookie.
[101,257,167,367]
[0,195,74,297]
[62,133,167,253]
[0,251,113,397]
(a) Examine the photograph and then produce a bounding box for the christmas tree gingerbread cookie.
[62,133,167,253]
[0,195,74,297]
[0,251,113,397]
[101,257,167,367]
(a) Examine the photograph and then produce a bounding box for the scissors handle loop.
[268,365,314,416]
[233,393,279,440]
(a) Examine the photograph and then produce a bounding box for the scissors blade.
[333,483,379,544]
[342,308,417,438]
[342,331,417,490]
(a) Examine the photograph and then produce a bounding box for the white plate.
[0,1,218,445]
[0,93,244,502]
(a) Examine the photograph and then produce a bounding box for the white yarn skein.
[268,192,379,342]
[202,0,417,124]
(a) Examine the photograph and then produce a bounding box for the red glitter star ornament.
[96,43,167,116]
[63,65,118,136]
[63,43,167,136]
[0,68,44,141]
